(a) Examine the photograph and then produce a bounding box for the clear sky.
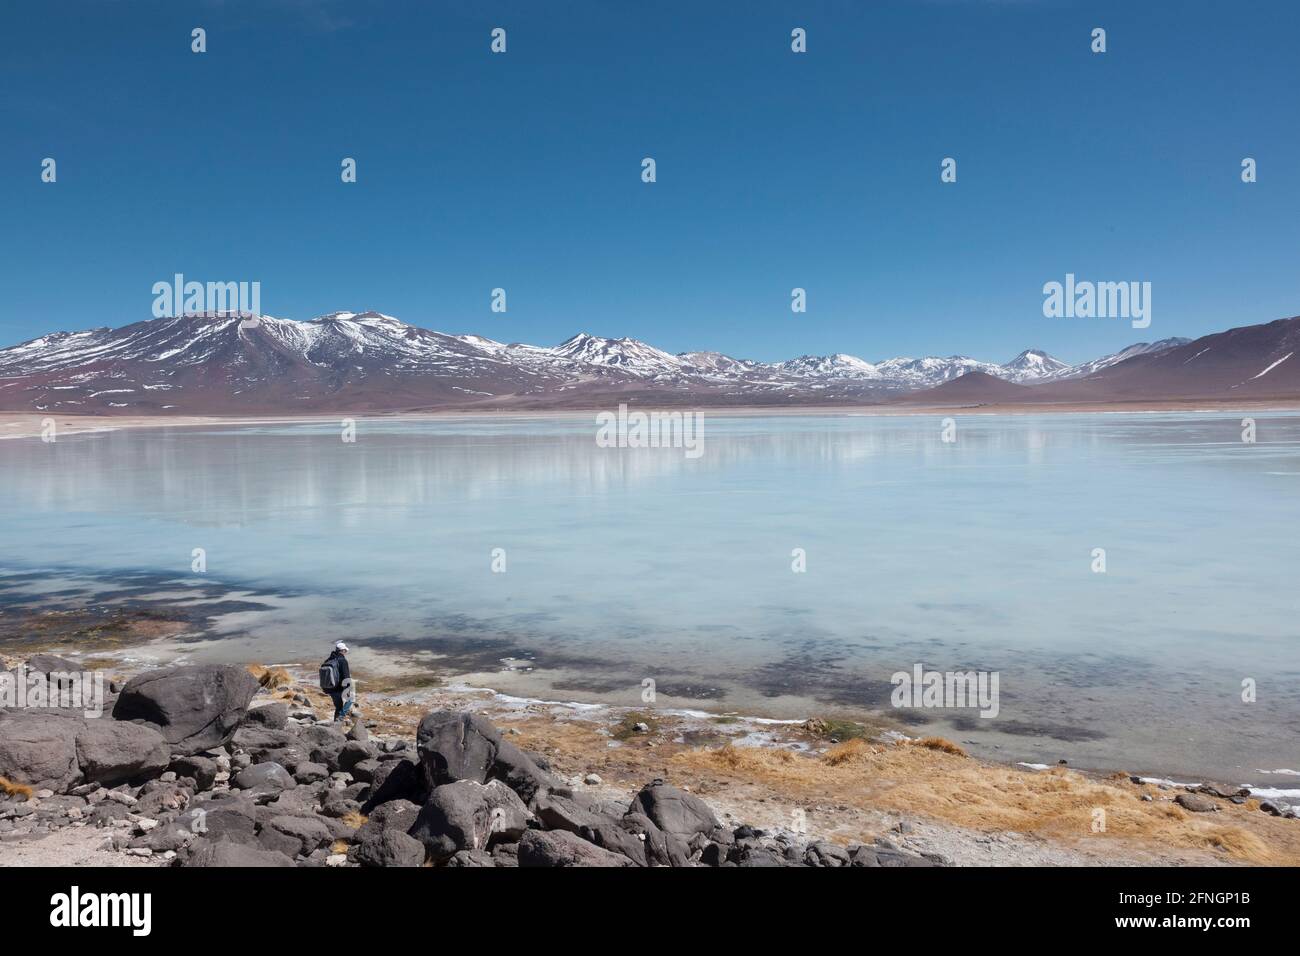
[2,0,1297,364]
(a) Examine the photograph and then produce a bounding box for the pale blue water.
[2,411,1298,786]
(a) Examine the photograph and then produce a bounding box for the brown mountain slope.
[1026,316,1300,403]
[890,371,1034,405]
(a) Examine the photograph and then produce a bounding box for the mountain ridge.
[0,311,1285,413]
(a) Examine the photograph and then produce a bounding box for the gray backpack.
[319,657,340,691]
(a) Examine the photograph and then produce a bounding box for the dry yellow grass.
[0,776,34,800]
[908,736,968,757]
[171,677,1291,868]
[672,741,1297,865]
[247,664,293,689]
[340,810,368,829]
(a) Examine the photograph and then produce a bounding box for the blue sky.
[1,0,1297,364]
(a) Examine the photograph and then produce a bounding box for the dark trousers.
[328,689,352,721]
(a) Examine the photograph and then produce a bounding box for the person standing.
[320,641,355,723]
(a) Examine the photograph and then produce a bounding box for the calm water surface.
[2,412,1298,788]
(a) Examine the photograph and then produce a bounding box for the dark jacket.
[327,650,351,688]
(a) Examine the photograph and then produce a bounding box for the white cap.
[334,641,349,652]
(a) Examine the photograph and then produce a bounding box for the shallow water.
[2,411,1298,787]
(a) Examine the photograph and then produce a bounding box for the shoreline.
[2,568,1296,805]
[4,620,1299,866]
[6,399,1300,440]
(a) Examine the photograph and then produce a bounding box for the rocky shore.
[4,652,1298,868]
[0,658,940,867]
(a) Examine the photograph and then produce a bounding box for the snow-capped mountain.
[0,310,1242,413]
[1047,338,1191,380]
[552,333,692,379]
[1002,349,1073,381]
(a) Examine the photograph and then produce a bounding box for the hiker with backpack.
[319,641,356,723]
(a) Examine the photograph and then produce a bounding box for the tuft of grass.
[248,664,294,689]
[612,712,661,741]
[907,736,967,757]
[805,716,871,742]
[340,810,368,829]
[330,839,350,855]
[0,776,34,800]
[824,738,876,765]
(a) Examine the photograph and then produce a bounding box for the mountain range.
[0,310,1296,414]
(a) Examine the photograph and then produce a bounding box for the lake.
[2,411,1298,790]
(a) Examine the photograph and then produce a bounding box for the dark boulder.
[169,755,218,791]
[184,839,293,867]
[0,711,81,791]
[415,710,561,801]
[517,829,635,867]
[262,815,333,856]
[355,829,425,868]
[408,779,530,863]
[242,702,289,730]
[112,664,259,755]
[627,780,719,838]
[622,810,692,867]
[416,711,499,787]
[232,761,296,795]
[337,741,373,771]
[293,761,330,784]
[356,798,421,843]
[74,719,170,787]
[361,757,424,813]
[531,791,647,866]
[804,840,852,867]
[446,849,496,867]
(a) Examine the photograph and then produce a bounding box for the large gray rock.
[361,757,424,812]
[355,799,421,843]
[529,791,648,864]
[242,702,288,730]
[112,664,259,755]
[493,739,562,802]
[337,741,373,771]
[408,779,530,863]
[22,654,82,696]
[230,726,302,761]
[517,829,635,867]
[0,711,81,791]
[293,761,330,784]
[355,829,426,868]
[628,781,719,837]
[263,815,333,856]
[532,791,611,833]
[622,810,691,867]
[1176,793,1219,813]
[74,719,170,787]
[846,844,938,867]
[416,712,499,786]
[184,839,294,867]
[232,761,296,794]
[298,724,348,749]
[169,754,218,790]
[415,710,560,801]
[180,802,258,845]
[446,849,496,867]
[804,840,852,867]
